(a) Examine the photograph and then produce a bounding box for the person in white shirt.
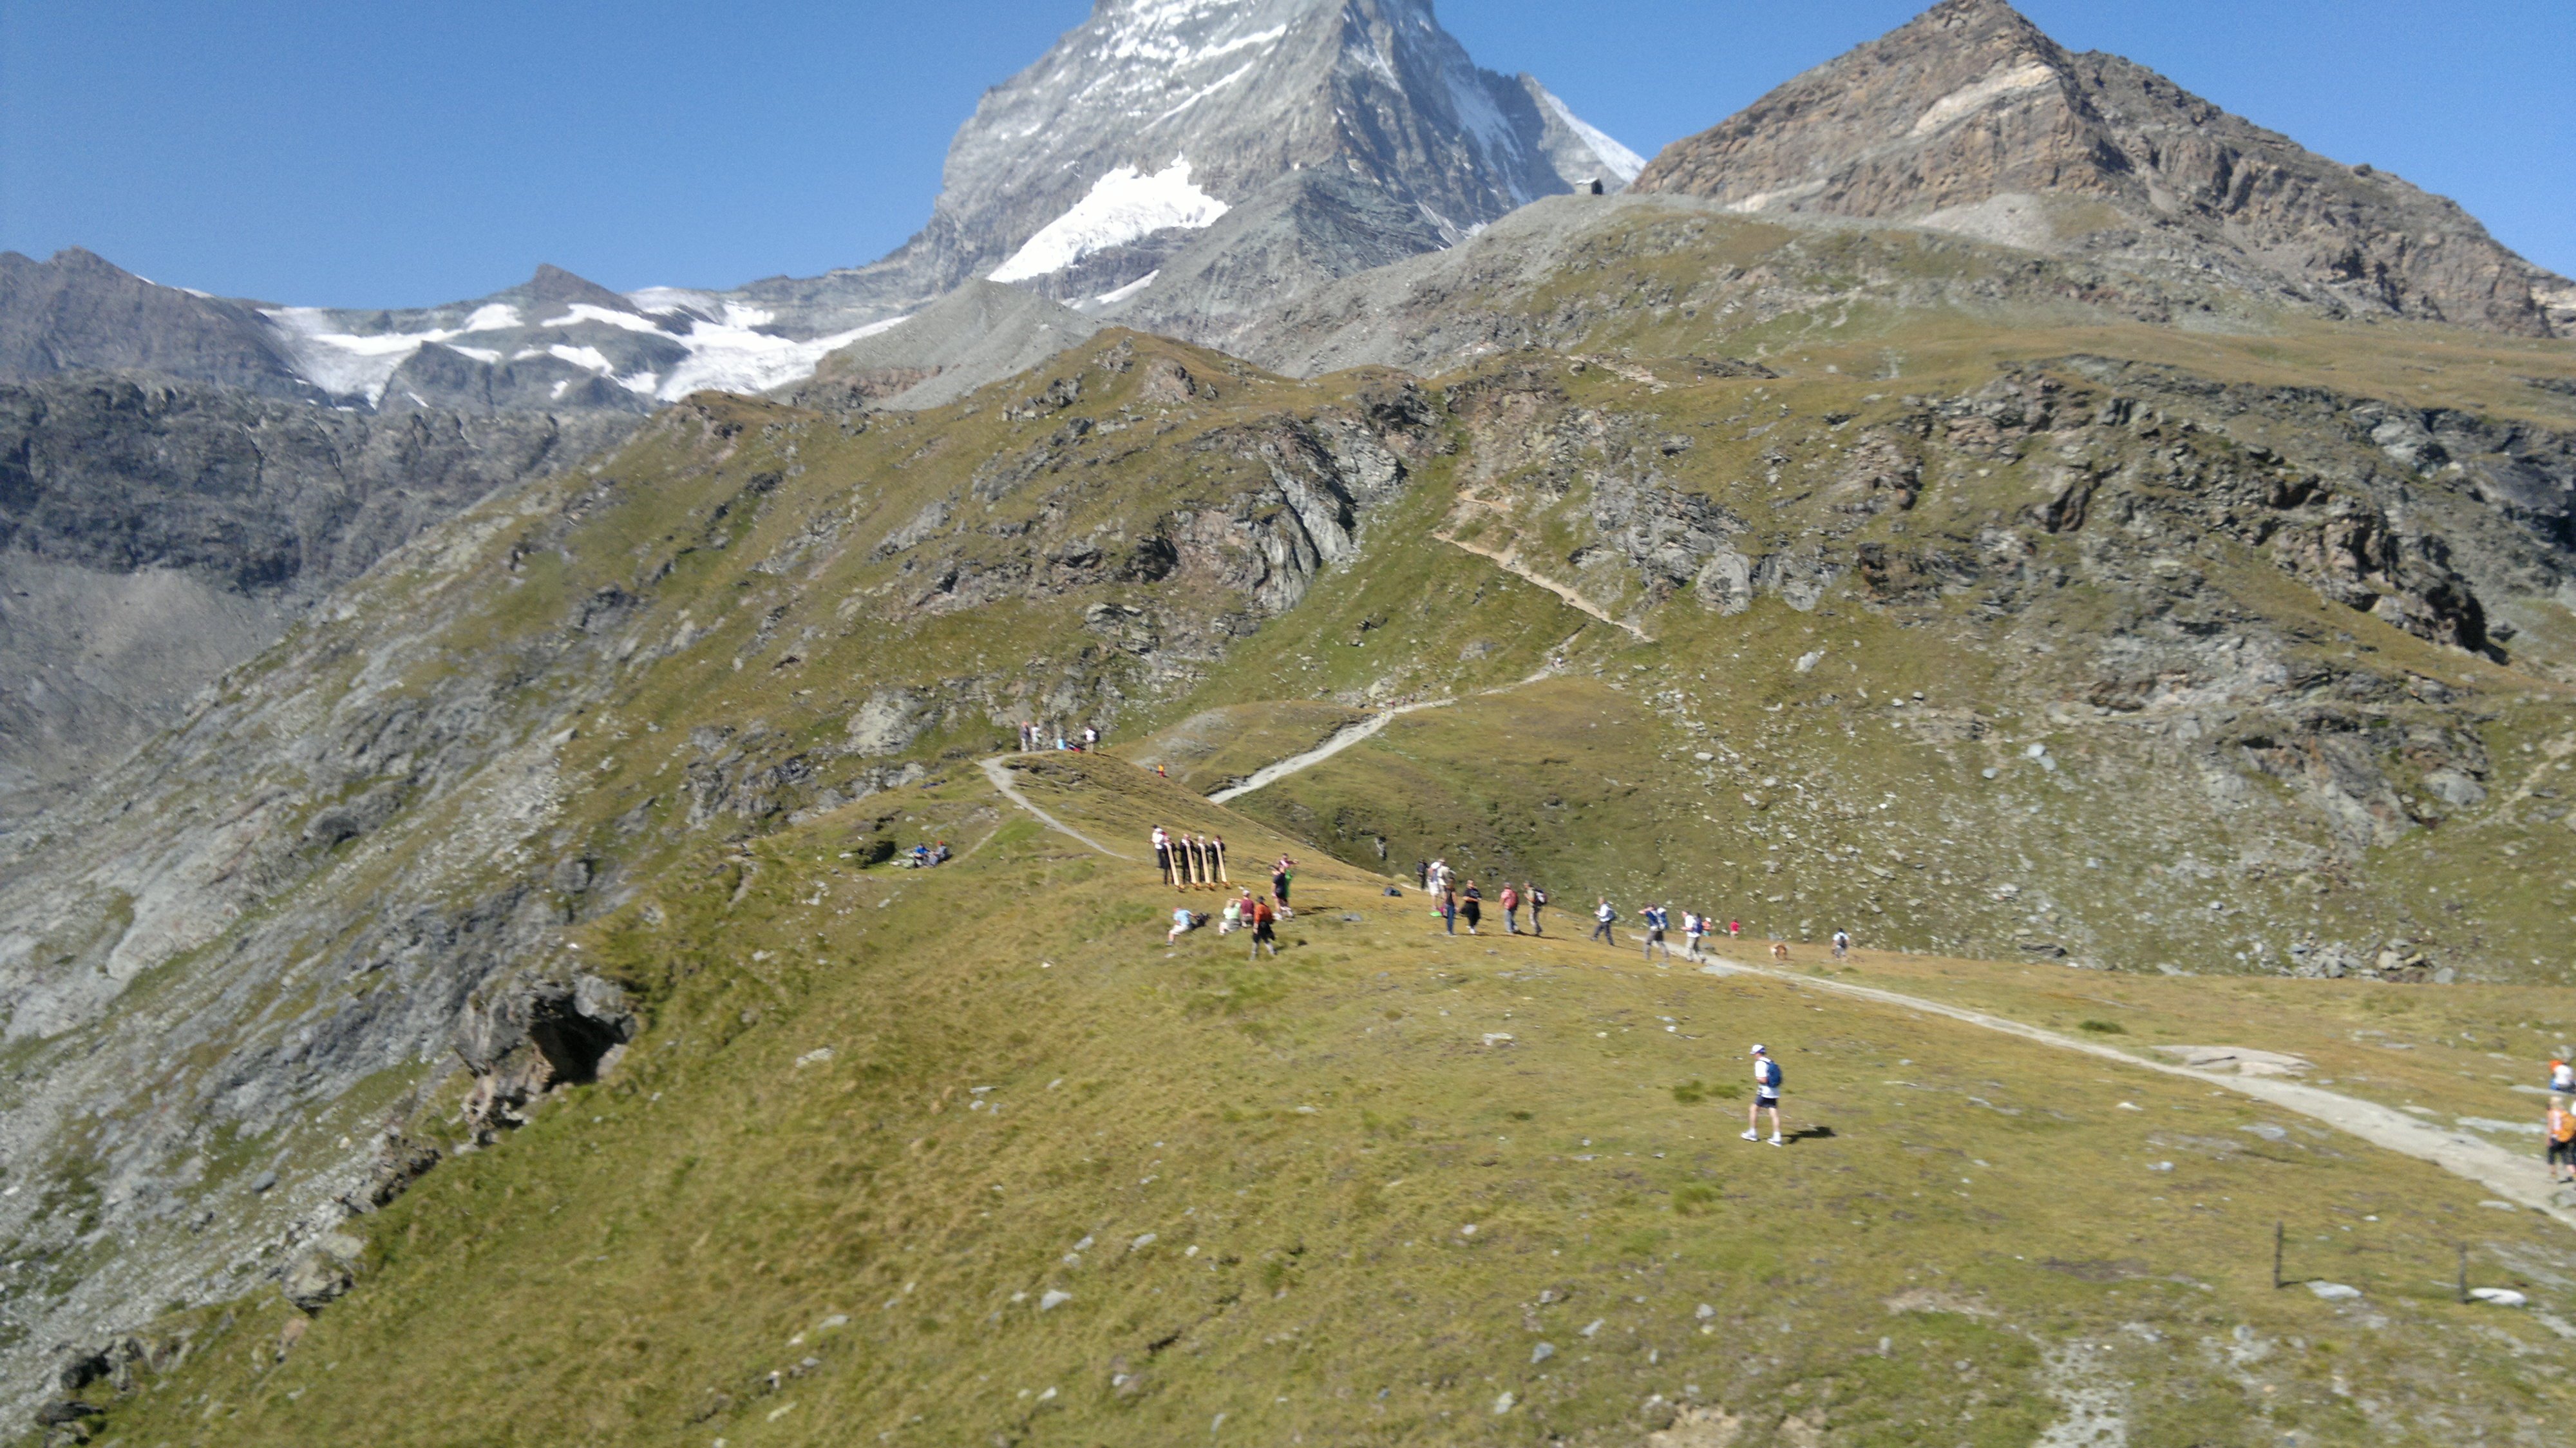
[1152,826,1173,887]
[1741,1044,1785,1145]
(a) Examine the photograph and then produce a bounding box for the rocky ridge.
[1628,0,2575,338]
[0,370,637,825]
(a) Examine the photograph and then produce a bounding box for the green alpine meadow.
[5,1,2575,1443]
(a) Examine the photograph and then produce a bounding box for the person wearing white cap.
[1741,1043,1784,1145]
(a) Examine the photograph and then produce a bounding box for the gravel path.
[980,757,1130,859]
[1208,699,1454,804]
[1700,955,2574,1229]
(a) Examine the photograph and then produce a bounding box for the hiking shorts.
[1754,1093,1780,1110]
[2551,1139,2575,1167]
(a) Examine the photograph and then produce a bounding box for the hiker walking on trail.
[1727,919,1742,941]
[1499,884,1520,935]
[1742,1045,1785,1146]
[1683,910,1706,961]
[1527,884,1546,937]
[1642,904,1672,962]
[1831,929,1851,961]
[1461,881,1482,935]
[1590,899,1617,946]
[2552,1096,2576,1184]
[1209,834,1229,884]
[1249,896,1279,958]
[1153,826,1174,886]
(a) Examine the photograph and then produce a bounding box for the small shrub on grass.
[2078,1019,2126,1034]
[1672,1080,1709,1104]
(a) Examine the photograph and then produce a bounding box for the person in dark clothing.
[1273,859,1293,913]
[1184,834,1206,888]
[1417,860,1432,891]
[1461,881,1482,935]
[1153,826,1173,887]
[1441,887,1457,935]
[1209,834,1229,885]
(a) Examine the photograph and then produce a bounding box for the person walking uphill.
[1499,883,1520,935]
[1641,903,1672,962]
[1527,883,1546,937]
[1742,1045,1785,1145]
[1589,899,1617,946]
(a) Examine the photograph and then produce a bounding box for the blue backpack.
[1759,1059,1783,1092]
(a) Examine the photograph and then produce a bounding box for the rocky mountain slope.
[0,0,1637,807]
[3,0,2575,1436]
[0,291,2568,1427]
[1628,0,2576,339]
[0,370,636,826]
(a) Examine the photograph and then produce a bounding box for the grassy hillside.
[62,754,2576,1446]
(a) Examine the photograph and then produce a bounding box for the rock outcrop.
[1628,0,2575,338]
[0,370,636,824]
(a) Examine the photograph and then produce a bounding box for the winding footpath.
[1697,955,2575,1230]
[979,735,2570,1228]
[978,757,1130,859]
[1208,700,1454,804]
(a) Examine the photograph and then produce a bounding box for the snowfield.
[989,158,1229,283]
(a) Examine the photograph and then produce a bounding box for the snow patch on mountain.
[260,307,515,405]
[651,314,904,400]
[988,159,1229,283]
[1538,88,1645,181]
[542,302,667,333]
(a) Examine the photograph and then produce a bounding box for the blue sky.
[3,1,2569,307]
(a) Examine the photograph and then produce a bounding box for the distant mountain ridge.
[0,0,1639,417]
[1629,0,2576,338]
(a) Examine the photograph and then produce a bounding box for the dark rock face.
[0,371,636,823]
[0,249,317,401]
[1629,0,2575,338]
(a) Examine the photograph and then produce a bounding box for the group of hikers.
[903,841,952,869]
[1414,857,1850,966]
[1018,721,1099,752]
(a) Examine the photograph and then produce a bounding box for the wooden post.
[2459,1244,2470,1304]
[2273,1221,2284,1289]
